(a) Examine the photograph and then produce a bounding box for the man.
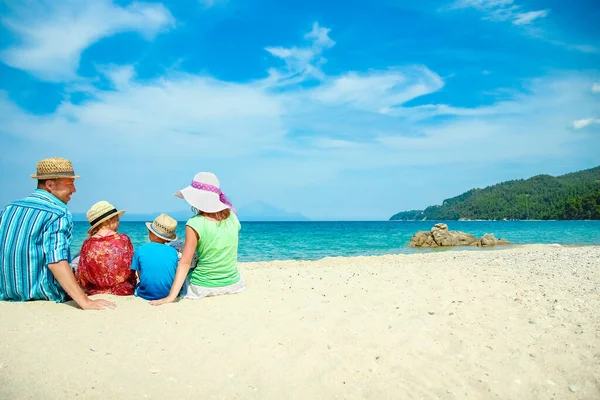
[0,158,114,310]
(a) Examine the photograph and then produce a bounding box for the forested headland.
[390,166,600,221]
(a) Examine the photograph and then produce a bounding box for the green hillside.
[390,166,600,221]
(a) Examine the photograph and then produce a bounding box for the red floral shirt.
[76,233,136,296]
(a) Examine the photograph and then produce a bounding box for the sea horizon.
[71,220,600,263]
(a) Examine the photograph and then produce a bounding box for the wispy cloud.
[1,24,596,167]
[573,118,600,130]
[512,9,549,25]
[0,22,598,218]
[565,43,599,54]
[310,67,444,114]
[592,83,600,93]
[0,0,175,82]
[264,22,335,86]
[447,0,600,54]
[450,0,550,25]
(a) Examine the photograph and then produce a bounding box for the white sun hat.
[174,172,235,213]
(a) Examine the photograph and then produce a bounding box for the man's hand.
[48,260,116,310]
[80,298,116,310]
[149,296,176,306]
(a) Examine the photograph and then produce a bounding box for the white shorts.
[181,276,246,300]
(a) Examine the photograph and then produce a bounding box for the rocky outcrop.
[408,223,510,248]
[409,231,438,247]
[431,223,478,246]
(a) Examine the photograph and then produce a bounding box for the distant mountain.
[237,201,309,221]
[390,166,600,221]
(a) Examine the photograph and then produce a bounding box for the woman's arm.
[150,226,199,306]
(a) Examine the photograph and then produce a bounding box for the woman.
[76,200,136,295]
[151,172,245,305]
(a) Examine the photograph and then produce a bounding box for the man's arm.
[48,261,115,310]
[43,214,115,310]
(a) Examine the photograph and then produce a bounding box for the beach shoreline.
[1,245,599,399]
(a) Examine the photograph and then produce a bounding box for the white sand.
[1,245,599,399]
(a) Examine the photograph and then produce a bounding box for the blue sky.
[0,0,599,220]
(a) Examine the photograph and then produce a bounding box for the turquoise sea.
[71,220,600,262]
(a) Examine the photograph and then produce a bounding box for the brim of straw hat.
[30,173,81,179]
[174,186,230,213]
[145,222,177,242]
[87,210,125,234]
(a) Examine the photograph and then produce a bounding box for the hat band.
[150,224,175,239]
[191,180,236,214]
[36,171,77,178]
[89,208,118,226]
[153,221,175,234]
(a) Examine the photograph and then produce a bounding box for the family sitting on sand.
[0,158,244,310]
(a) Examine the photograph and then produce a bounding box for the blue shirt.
[131,242,178,300]
[0,189,72,302]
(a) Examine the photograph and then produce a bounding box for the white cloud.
[452,0,514,10]
[512,10,550,25]
[373,78,600,164]
[99,64,137,90]
[450,0,549,26]
[448,1,599,54]
[264,22,335,86]
[0,0,175,82]
[1,22,599,219]
[592,83,600,93]
[310,67,444,113]
[572,118,600,130]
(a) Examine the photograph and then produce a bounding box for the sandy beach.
[1,245,598,399]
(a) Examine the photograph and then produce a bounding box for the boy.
[131,214,179,300]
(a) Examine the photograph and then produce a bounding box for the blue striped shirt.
[0,189,72,302]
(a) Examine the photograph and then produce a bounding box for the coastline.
[1,245,599,399]
[71,220,600,262]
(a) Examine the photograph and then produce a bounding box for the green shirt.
[186,213,241,287]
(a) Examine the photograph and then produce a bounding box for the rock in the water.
[408,224,510,248]
[430,223,477,246]
[479,233,497,247]
[408,231,438,247]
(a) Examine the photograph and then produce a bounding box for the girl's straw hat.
[31,157,81,179]
[146,214,178,242]
[86,201,125,233]
[174,172,235,213]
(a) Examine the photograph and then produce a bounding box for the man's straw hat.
[146,214,178,242]
[30,157,81,179]
[86,201,125,234]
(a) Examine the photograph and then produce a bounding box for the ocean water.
[71,220,600,262]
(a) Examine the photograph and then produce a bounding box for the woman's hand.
[149,227,198,307]
[149,296,176,306]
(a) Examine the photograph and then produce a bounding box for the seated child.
[131,214,179,300]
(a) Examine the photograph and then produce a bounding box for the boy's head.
[145,213,178,243]
[148,230,169,244]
